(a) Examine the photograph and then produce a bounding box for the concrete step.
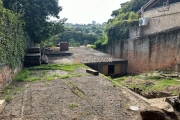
[0,100,6,114]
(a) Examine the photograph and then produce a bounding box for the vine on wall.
[0,0,28,69]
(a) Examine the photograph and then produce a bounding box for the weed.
[69,102,78,109]
[85,110,92,115]
[75,89,84,97]
[4,95,12,102]
[145,76,161,80]
[72,73,82,77]
[52,74,60,77]
[172,90,179,95]
[28,77,41,82]
[60,74,70,79]
[113,76,127,84]
[125,103,130,108]
[69,82,76,86]
[46,76,54,81]
[68,82,84,97]
[40,70,48,77]
[13,69,30,82]
[29,64,85,72]
[112,81,119,87]
[14,87,24,94]
[0,85,23,96]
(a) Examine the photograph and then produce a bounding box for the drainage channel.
[128,86,180,112]
[84,60,128,78]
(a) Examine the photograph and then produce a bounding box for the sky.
[58,0,130,24]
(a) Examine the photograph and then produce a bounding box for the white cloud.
[58,0,130,24]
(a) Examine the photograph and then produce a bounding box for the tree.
[2,0,66,43]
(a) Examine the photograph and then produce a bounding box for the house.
[129,0,180,38]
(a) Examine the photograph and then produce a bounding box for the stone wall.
[0,66,20,89]
[108,27,180,74]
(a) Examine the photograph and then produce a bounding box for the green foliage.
[111,0,149,17]
[72,73,82,77]
[94,3,140,50]
[100,0,153,50]
[106,19,138,43]
[0,85,24,101]
[46,76,54,81]
[13,69,30,82]
[2,0,66,43]
[28,77,41,82]
[50,29,99,46]
[94,34,108,51]
[128,12,139,21]
[4,95,13,102]
[59,74,70,79]
[50,23,106,46]
[29,64,85,72]
[145,76,161,80]
[0,0,28,69]
[69,102,78,109]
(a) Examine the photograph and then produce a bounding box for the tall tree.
[3,0,66,43]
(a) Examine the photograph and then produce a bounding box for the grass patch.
[0,86,23,95]
[75,89,84,97]
[143,78,180,93]
[40,70,48,77]
[69,102,78,109]
[113,76,127,83]
[46,76,54,81]
[4,95,13,102]
[52,74,61,77]
[0,85,24,101]
[29,63,85,72]
[117,74,180,95]
[85,110,92,115]
[59,74,70,79]
[28,77,41,82]
[145,76,161,80]
[72,73,82,77]
[13,69,30,82]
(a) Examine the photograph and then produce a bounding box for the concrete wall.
[141,2,180,35]
[129,26,141,38]
[129,2,180,37]
[108,27,180,74]
[85,61,128,76]
[0,66,20,89]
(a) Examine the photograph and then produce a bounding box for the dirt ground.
[0,47,165,119]
[0,47,179,120]
[0,68,149,120]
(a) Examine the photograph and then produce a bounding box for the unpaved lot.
[0,47,150,120]
[0,67,149,120]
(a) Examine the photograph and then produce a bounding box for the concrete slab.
[146,97,175,113]
[86,69,99,75]
[0,100,6,114]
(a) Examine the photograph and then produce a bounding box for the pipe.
[137,0,160,14]
[167,0,169,5]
